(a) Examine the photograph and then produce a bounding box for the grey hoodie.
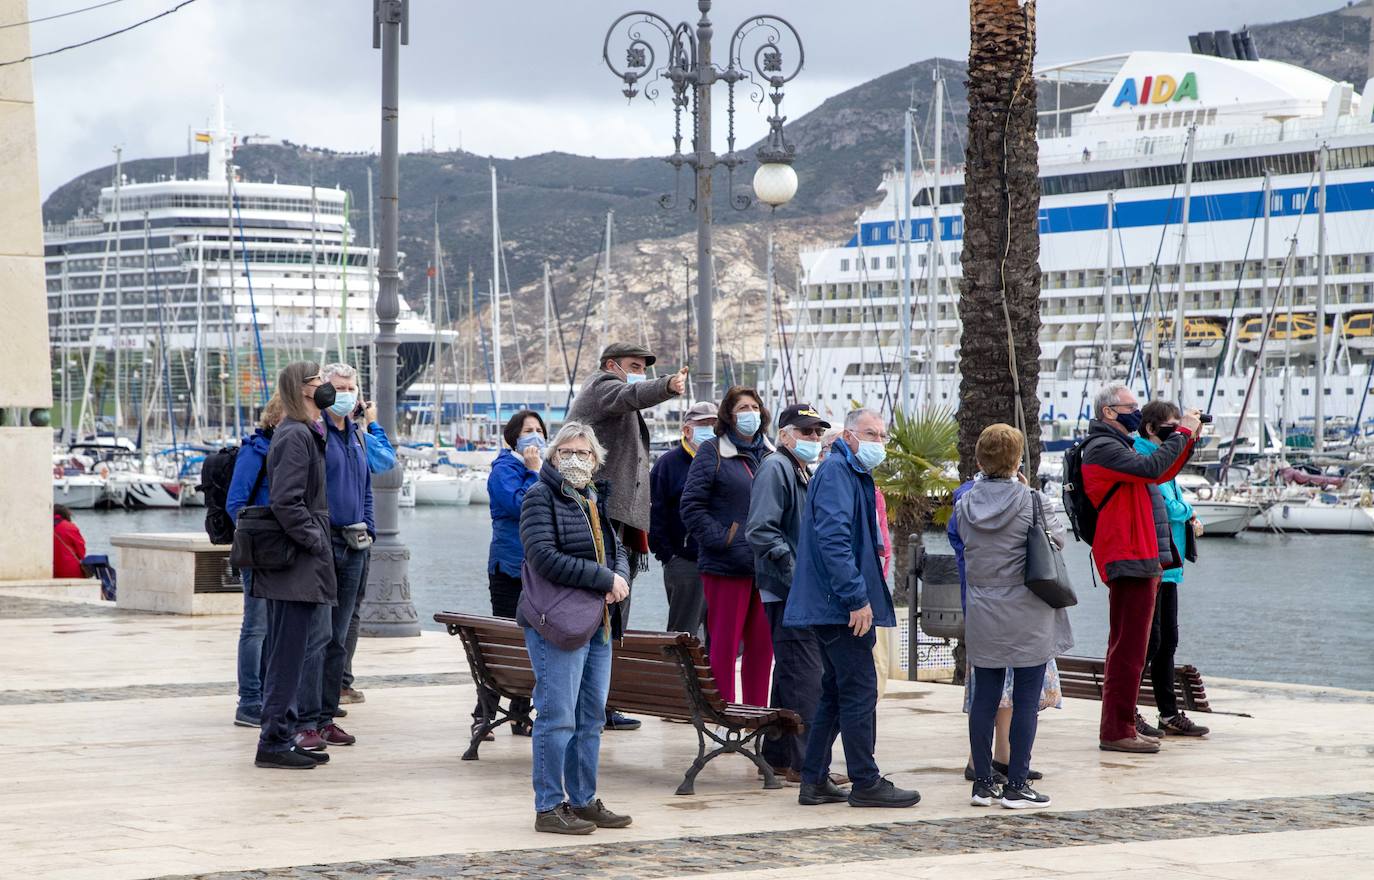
[956,479,1066,587]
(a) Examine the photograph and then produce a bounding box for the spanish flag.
[195,132,212,144]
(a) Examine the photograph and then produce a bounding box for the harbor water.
[74,505,1374,693]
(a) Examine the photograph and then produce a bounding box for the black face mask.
[311,383,337,410]
[1155,424,1178,441]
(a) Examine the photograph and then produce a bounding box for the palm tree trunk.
[957,0,1043,480]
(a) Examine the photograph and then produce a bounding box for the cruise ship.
[791,39,1374,443]
[44,105,445,439]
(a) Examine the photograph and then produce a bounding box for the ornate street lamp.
[603,2,803,400]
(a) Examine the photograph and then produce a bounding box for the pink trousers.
[701,574,773,706]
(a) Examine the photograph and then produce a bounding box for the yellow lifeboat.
[1237,313,1318,355]
[1342,312,1374,352]
[1144,318,1226,358]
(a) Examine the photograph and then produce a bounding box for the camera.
[1198,413,1213,424]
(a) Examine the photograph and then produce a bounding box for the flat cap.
[682,401,719,425]
[599,342,656,367]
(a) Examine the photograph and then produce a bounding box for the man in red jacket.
[1080,383,1200,754]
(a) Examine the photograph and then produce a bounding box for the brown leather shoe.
[1099,736,1161,754]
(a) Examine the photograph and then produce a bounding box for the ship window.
[886,256,896,269]
[1348,388,1356,395]
[1148,113,1158,129]
[870,258,880,271]
[1302,388,1310,396]
[840,259,849,272]
[1137,116,1147,131]
[1324,389,1332,396]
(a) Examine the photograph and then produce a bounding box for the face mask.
[689,425,714,447]
[1155,424,1178,442]
[328,391,357,417]
[855,440,887,471]
[516,433,546,452]
[1115,409,1143,434]
[793,439,821,462]
[311,382,337,411]
[735,411,761,436]
[557,456,595,489]
[614,361,646,384]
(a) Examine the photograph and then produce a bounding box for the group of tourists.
[226,361,393,771]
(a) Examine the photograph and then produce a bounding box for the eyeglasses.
[558,449,595,461]
[1110,404,1140,414]
[851,428,889,442]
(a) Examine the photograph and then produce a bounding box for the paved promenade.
[3,593,1372,879]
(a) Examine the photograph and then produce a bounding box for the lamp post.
[360,0,420,638]
[603,2,803,401]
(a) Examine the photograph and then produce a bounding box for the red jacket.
[53,516,88,579]
[1080,420,1195,583]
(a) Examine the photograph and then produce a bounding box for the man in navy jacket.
[785,408,920,809]
[649,401,717,638]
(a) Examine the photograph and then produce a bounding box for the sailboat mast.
[1258,172,1270,451]
[1283,237,1296,449]
[601,210,613,356]
[899,108,913,410]
[366,168,378,391]
[926,74,943,411]
[466,267,475,440]
[764,229,775,415]
[194,238,207,441]
[1174,124,1197,403]
[113,146,124,433]
[543,261,552,425]
[225,145,242,437]
[432,212,442,447]
[490,165,503,432]
[1101,191,1115,383]
[140,211,153,444]
[310,179,320,360]
[1315,143,1328,453]
[340,191,351,363]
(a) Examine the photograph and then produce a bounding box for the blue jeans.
[801,624,880,789]
[524,624,612,814]
[969,663,1045,787]
[297,534,368,731]
[236,569,268,710]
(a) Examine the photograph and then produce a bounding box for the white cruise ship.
[44,105,445,439]
[792,42,1374,445]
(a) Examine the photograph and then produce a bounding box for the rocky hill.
[1249,0,1371,86]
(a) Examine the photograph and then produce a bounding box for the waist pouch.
[340,522,373,551]
[230,506,298,571]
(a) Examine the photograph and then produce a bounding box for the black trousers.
[259,598,322,752]
[473,569,532,724]
[1145,581,1180,718]
[762,601,823,771]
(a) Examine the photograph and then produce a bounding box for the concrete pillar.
[0,0,58,581]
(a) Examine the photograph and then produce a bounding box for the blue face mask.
[1116,409,1144,434]
[793,439,821,462]
[855,440,887,471]
[624,372,646,385]
[328,391,356,417]
[516,433,546,452]
[735,411,761,437]
[689,425,714,447]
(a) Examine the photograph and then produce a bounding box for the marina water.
[76,505,1373,692]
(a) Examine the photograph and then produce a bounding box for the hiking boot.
[340,687,365,704]
[992,759,1042,781]
[970,779,1001,807]
[571,798,633,828]
[798,777,850,806]
[321,723,356,746]
[1099,736,1161,754]
[848,777,921,808]
[233,706,261,728]
[254,746,317,770]
[535,803,596,835]
[965,763,1008,785]
[294,729,327,752]
[604,711,641,731]
[1160,712,1210,737]
[1135,713,1165,739]
[1000,781,1051,809]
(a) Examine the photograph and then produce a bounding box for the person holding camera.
[1082,384,1199,754]
[1134,401,1210,739]
[294,362,374,753]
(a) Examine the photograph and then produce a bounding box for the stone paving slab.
[0,671,471,705]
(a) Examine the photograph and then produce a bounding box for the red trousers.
[701,574,773,706]
[1100,575,1160,742]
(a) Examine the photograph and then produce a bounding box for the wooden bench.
[1056,655,1212,713]
[436,612,804,795]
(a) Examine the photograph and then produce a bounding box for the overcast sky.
[14,0,1344,197]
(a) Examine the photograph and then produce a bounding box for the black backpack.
[1061,436,1121,546]
[199,446,266,546]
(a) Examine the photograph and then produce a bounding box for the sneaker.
[339,687,365,704]
[1159,712,1210,737]
[1135,713,1165,739]
[970,779,1001,807]
[964,763,1008,785]
[294,729,328,752]
[334,707,348,718]
[233,706,262,728]
[535,802,596,835]
[1000,781,1051,809]
[1099,736,1161,754]
[298,746,330,765]
[798,777,850,806]
[321,723,356,746]
[604,711,641,731]
[848,777,921,808]
[992,759,1042,781]
[571,798,633,828]
[254,746,317,770]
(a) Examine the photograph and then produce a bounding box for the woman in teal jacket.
[1135,401,1210,739]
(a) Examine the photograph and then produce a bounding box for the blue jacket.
[363,422,397,474]
[324,417,375,535]
[946,478,976,612]
[1134,435,1194,584]
[784,439,896,628]
[226,430,272,524]
[679,432,772,577]
[648,441,698,564]
[488,448,539,577]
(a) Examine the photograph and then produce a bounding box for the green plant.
[875,406,959,603]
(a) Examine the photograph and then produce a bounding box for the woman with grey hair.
[518,421,633,835]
